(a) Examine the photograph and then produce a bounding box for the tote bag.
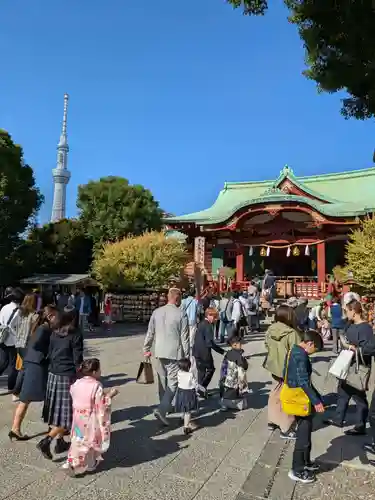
[345,348,371,392]
[280,351,311,417]
[328,349,354,380]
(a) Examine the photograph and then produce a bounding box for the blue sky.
[1,0,374,223]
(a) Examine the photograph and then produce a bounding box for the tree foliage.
[77,176,163,244]
[346,217,375,291]
[93,231,187,290]
[17,219,93,277]
[0,130,43,283]
[227,0,375,119]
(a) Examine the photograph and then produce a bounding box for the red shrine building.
[165,166,375,298]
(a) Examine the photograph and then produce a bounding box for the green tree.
[0,130,43,283]
[77,176,163,244]
[93,231,187,290]
[227,0,375,119]
[17,219,93,277]
[346,216,375,291]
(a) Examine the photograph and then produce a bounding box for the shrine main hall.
[165,166,375,298]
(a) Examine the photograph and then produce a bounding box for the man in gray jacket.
[143,287,189,425]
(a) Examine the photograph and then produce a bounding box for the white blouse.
[178,370,198,390]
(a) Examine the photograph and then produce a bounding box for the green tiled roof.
[165,166,375,225]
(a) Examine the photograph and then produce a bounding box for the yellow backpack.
[280,350,311,417]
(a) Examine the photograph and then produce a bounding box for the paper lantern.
[260,247,267,257]
[305,245,310,256]
[249,246,254,256]
[287,246,291,257]
[266,246,270,256]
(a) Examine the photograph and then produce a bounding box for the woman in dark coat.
[192,307,224,396]
[10,305,58,441]
[324,300,373,435]
[37,306,83,460]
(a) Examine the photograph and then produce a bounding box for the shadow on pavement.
[102,373,135,388]
[99,408,191,472]
[316,433,371,472]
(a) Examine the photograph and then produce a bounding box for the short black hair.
[302,330,323,351]
[11,287,25,305]
[227,335,242,346]
[178,358,191,372]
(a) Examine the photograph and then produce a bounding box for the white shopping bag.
[190,356,198,381]
[328,349,354,380]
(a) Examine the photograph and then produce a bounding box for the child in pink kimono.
[63,358,118,476]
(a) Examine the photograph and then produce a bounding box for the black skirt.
[175,388,198,413]
[42,372,75,430]
[19,362,48,403]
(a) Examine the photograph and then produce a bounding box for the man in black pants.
[193,307,224,396]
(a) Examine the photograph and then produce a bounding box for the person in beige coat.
[264,305,302,439]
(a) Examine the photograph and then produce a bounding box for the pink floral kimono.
[65,376,112,474]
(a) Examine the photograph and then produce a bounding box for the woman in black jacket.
[9,305,58,441]
[324,300,373,436]
[192,307,224,396]
[37,306,83,460]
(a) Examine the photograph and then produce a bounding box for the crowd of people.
[143,283,375,486]
[2,279,375,485]
[0,286,118,477]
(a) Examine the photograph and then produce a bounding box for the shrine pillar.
[317,241,326,290]
[236,247,245,282]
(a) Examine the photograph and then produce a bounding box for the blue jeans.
[219,320,233,341]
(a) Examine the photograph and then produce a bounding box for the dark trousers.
[331,328,343,354]
[196,355,215,389]
[335,380,369,427]
[292,414,313,473]
[0,344,18,391]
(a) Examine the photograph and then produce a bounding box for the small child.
[285,330,324,484]
[63,358,119,476]
[175,358,199,435]
[220,336,249,411]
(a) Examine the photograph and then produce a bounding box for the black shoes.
[37,437,53,460]
[55,437,70,454]
[288,469,315,483]
[364,443,375,455]
[323,418,343,428]
[8,430,30,441]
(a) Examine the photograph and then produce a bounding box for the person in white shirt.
[0,288,24,392]
[174,358,200,435]
[231,292,243,335]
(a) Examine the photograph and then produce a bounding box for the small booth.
[20,273,98,299]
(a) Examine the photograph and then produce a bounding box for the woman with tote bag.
[324,300,373,436]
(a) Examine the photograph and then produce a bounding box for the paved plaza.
[1,324,375,499]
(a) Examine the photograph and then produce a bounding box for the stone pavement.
[1,324,375,499]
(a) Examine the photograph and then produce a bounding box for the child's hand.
[109,388,119,398]
[314,402,325,413]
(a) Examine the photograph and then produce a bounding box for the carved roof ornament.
[263,186,284,196]
[282,164,294,176]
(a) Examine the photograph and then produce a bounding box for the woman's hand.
[314,403,325,413]
[348,345,357,352]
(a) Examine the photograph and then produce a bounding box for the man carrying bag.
[143,288,189,426]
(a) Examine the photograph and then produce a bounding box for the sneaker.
[280,431,297,440]
[268,423,278,431]
[153,409,170,426]
[345,426,366,436]
[363,443,375,455]
[305,462,320,472]
[288,469,315,483]
[55,438,71,454]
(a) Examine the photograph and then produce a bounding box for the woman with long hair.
[324,300,373,435]
[9,305,58,441]
[12,294,39,401]
[37,306,83,460]
[264,304,302,439]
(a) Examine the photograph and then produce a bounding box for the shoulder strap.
[284,350,292,383]
[7,307,19,327]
